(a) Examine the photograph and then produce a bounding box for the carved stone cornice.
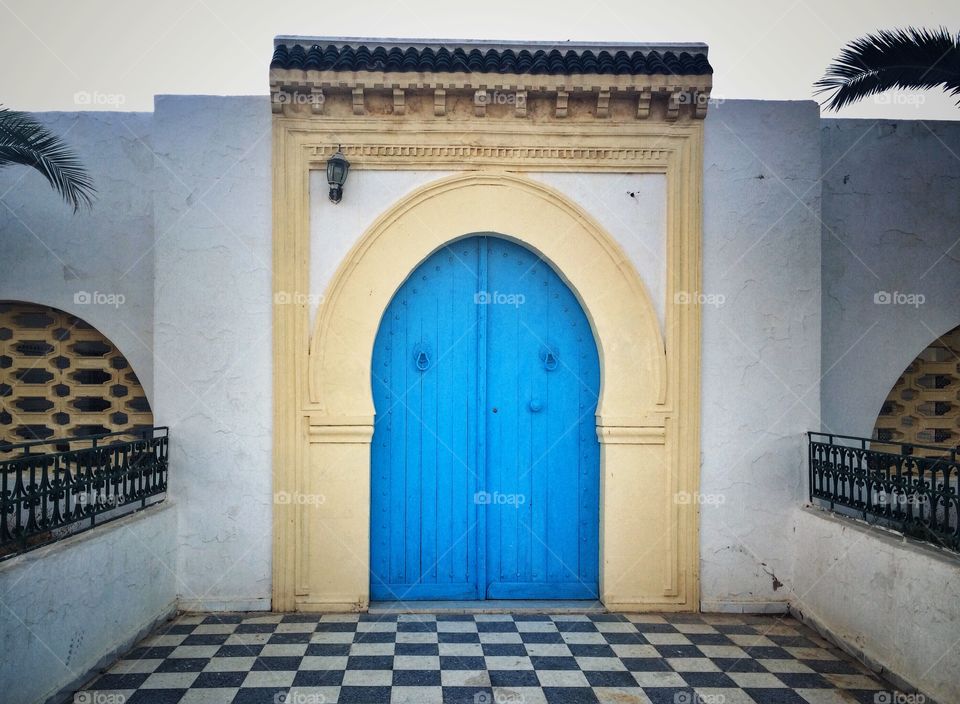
[270,70,712,122]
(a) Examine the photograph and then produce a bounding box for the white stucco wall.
[808,121,960,703]
[792,506,960,704]
[527,173,667,332]
[700,101,823,610]
[0,112,157,402]
[152,95,273,611]
[308,171,667,332]
[0,504,176,704]
[820,119,960,437]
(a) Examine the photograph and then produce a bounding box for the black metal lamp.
[326,146,350,203]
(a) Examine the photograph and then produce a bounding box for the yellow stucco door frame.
[271,57,709,612]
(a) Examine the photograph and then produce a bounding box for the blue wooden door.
[370,236,599,600]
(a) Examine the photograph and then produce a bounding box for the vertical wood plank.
[475,238,488,599]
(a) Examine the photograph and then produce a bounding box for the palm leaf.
[815,27,960,111]
[0,106,95,211]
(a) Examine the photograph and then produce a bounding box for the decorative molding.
[310,87,324,115]
[515,90,527,118]
[269,68,711,94]
[666,90,681,121]
[474,90,487,117]
[304,143,673,167]
[637,89,652,119]
[269,69,712,122]
[391,88,405,115]
[694,90,709,119]
[306,424,374,443]
[272,88,703,613]
[597,424,667,445]
[555,90,569,118]
[596,89,611,119]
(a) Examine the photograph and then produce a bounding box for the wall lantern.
[326,146,350,203]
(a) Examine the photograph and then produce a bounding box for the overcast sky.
[2,0,958,119]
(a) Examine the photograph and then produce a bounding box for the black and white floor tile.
[79,612,901,704]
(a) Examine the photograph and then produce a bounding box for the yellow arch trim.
[308,172,666,425]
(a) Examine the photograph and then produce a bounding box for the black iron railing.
[808,432,959,552]
[0,427,168,559]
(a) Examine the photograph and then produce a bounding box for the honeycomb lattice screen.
[0,301,153,452]
[873,324,960,457]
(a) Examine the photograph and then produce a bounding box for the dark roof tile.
[270,42,712,76]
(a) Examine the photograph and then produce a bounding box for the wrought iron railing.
[0,427,168,559]
[808,432,959,552]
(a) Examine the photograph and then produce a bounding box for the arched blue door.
[370,236,600,600]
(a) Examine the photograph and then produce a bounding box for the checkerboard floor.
[79,611,902,704]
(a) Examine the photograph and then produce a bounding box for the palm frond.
[815,27,960,111]
[0,106,96,211]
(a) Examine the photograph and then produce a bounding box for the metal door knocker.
[540,346,559,371]
[413,345,431,371]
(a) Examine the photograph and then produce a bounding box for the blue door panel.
[370,236,599,600]
[485,238,600,599]
[370,241,482,600]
